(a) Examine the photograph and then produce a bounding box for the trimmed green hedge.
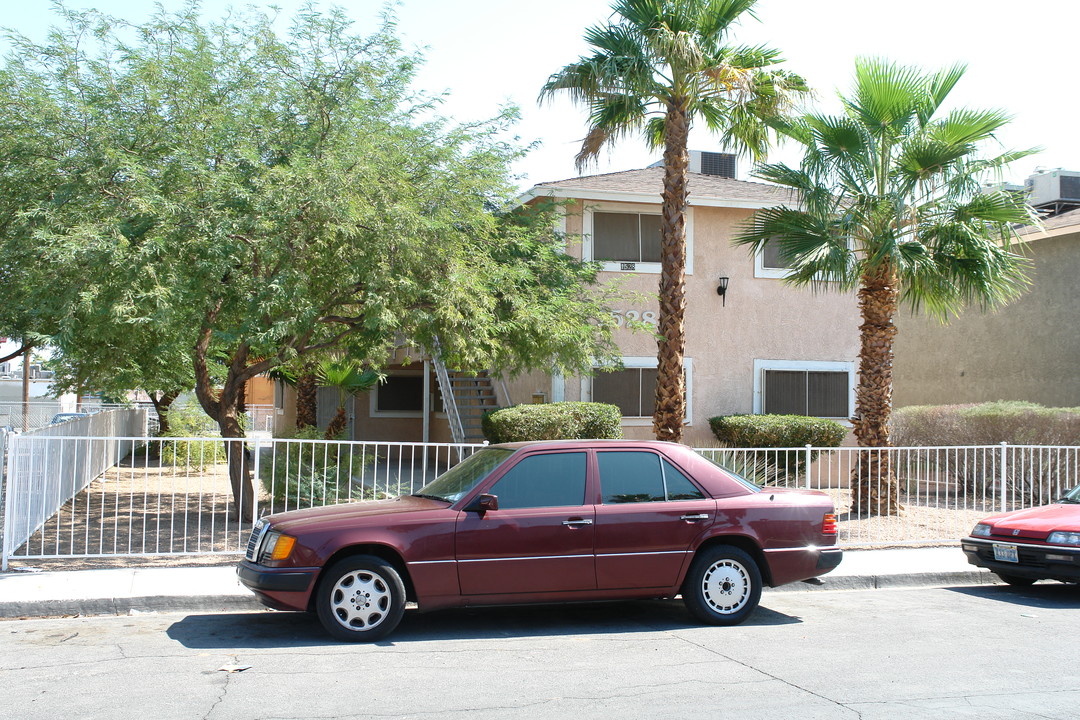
[708,414,847,486]
[482,402,623,443]
[709,414,847,448]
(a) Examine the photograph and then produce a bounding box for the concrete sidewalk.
[0,546,998,619]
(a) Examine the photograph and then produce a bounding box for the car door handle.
[680,514,710,522]
[563,518,594,527]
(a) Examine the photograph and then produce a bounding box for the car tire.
[995,572,1037,587]
[315,555,406,642]
[682,545,762,626]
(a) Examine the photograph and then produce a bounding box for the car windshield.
[413,448,514,503]
[1059,486,1080,503]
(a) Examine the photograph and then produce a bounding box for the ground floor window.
[371,375,425,417]
[754,360,854,419]
[588,357,692,425]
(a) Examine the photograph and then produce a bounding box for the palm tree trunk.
[296,366,317,430]
[653,100,690,444]
[851,265,902,515]
[324,407,347,440]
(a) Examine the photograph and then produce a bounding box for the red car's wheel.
[315,555,406,642]
[682,546,762,626]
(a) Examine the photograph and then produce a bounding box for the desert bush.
[260,427,381,510]
[892,402,1080,503]
[893,401,1080,446]
[707,414,847,486]
[481,402,623,443]
[159,402,228,469]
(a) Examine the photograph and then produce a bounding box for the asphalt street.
[2,583,1079,720]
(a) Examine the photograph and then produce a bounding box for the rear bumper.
[961,537,1080,583]
[817,548,843,571]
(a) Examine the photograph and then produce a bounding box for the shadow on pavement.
[166,599,801,649]
[946,582,1080,610]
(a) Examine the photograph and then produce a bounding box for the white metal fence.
[2,439,1078,568]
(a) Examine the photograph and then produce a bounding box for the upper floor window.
[593,212,662,264]
[754,238,797,279]
[583,204,694,274]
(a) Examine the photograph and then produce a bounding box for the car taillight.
[822,513,838,535]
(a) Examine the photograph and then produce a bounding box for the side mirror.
[467,493,499,514]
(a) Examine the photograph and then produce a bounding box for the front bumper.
[961,537,1080,583]
[237,560,320,610]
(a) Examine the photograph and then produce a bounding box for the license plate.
[993,543,1019,563]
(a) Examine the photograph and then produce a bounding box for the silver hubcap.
[701,559,751,614]
[329,570,392,631]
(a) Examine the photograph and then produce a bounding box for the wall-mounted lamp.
[716,276,730,306]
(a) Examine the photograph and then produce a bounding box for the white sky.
[2,0,1077,188]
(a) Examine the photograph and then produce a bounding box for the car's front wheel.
[315,555,406,642]
[682,545,762,626]
[995,572,1037,587]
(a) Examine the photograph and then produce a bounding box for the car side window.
[598,451,665,504]
[662,458,705,500]
[598,452,706,503]
[486,452,587,509]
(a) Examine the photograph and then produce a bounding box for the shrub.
[892,402,1080,503]
[893,401,1080,447]
[707,414,847,486]
[259,427,382,510]
[159,402,228,469]
[482,402,623,443]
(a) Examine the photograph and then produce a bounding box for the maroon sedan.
[961,484,1080,586]
[238,440,842,641]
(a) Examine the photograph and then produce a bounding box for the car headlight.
[260,531,297,562]
[970,523,993,538]
[1047,531,1080,546]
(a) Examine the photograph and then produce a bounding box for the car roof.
[489,439,694,453]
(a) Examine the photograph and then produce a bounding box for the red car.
[961,484,1080,585]
[238,440,842,641]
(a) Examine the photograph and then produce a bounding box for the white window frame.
[370,375,426,419]
[583,356,693,427]
[753,240,796,279]
[582,203,694,275]
[752,359,855,422]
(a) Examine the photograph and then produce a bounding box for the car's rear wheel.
[995,572,1037,587]
[315,555,406,642]
[682,546,762,626]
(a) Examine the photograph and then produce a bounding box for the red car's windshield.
[413,448,514,503]
[1061,486,1080,504]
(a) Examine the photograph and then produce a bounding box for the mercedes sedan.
[239,440,842,641]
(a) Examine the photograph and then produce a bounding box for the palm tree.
[540,0,805,443]
[735,59,1036,515]
[317,360,381,441]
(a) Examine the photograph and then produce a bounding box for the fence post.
[252,436,262,522]
[999,441,1008,514]
[804,444,812,489]
[2,433,15,572]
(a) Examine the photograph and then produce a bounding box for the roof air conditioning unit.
[1026,169,1080,207]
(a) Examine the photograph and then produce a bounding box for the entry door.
[456,451,596,595]
[593,451,715,589]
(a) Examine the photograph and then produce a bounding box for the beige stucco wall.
[893,230,1080,408]
[516,199,861,446]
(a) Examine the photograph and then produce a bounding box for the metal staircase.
[430,342,503,444]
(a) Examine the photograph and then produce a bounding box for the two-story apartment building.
[275,151,861,446]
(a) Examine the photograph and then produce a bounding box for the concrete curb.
[768,570,1000,593]
[0,594,264,619]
